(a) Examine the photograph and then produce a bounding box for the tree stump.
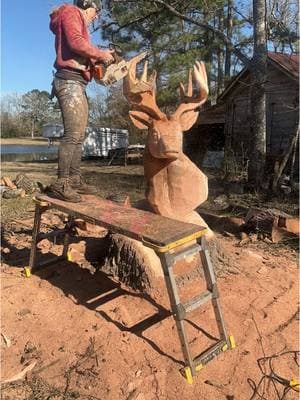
[102,207,233,297]
[102,233,164,293]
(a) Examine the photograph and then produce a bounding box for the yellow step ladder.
[156,237,235,384]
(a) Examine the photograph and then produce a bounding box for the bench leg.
[28,203,44,273]
[62,215,73,259]
[27,204,72,275]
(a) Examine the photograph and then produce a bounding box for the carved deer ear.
[129,110,152,130]
[179,110,199,132]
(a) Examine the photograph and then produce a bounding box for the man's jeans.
[53,78,88,178]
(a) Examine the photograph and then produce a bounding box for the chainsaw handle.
[109,43,123,56]
[108,43,123,63]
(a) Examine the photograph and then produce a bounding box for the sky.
[1,0,103,96]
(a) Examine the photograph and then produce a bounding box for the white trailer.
[82,127,129,158]
[42,124,129,157]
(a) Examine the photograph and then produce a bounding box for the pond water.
[1,145,58,162]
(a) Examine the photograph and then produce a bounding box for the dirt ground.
[1,161,299,400]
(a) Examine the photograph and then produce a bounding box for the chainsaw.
[92,43,147,86]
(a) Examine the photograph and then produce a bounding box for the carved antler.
[123,53,166,120]
[172,61,209,119]
[123,57,208,131]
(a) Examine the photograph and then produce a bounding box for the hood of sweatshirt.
[50,5,72,34]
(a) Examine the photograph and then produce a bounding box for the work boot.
[48,178,82,203]
[70,175,98,194]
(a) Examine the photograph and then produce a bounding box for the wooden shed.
[218,52,299,171]
[183,103,225,167]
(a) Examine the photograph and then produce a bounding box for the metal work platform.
[28,194,235,383]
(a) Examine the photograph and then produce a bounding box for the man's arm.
[61,8,111,61]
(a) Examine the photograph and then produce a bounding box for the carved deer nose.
[160,135,181,159]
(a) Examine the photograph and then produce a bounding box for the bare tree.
[20,90,53,138]
[1,93,24,137]
[88,91,107,127]
[267,0,298,53]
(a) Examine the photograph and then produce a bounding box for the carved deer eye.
[152,129,160,140]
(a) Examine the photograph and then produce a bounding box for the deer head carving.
[123,54,210,225]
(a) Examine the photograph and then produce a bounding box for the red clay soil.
[1,215,299,400]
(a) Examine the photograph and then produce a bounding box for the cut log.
[242,207,299,243]
[2,176,17,189]
[272,216,299,243]
[102,203,235,297]
[243,208,290,233]
[102,233,163,294]
[103,230,233,297]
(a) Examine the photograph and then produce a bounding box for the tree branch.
[93,9,161,36]
[232,6,253,25]
[153,0,251,67]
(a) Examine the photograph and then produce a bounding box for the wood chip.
[2,176,17,189]
[1,333,11,348]
[126,389,140,400]
[1,361,37,384]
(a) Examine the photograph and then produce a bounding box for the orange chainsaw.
[92,43,146,86]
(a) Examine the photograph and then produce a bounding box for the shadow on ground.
[2,223,219,366]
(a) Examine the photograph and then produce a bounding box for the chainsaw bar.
[95,52,148,86]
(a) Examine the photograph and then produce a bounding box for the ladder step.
[172,243,201,262]
[183,290,213,313]
[37,229,67,242]
[193,339,228,367]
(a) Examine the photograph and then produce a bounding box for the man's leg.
[69,86,88,178]
[49,79,85,202]
[69,90,98,194]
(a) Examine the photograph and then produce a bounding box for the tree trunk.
[31,118,35,139]
[202,11,212,90]
[224,0,233,80]
[290,128,299,187]
[248,0,267,188]
[217,7,225,96]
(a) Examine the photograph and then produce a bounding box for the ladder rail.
[199,237,228,341]
[159,235,231,380]
[159,252,196,375]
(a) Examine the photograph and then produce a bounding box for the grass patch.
[1,196,35,224]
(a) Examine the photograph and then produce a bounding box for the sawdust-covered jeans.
[53,78,88,178]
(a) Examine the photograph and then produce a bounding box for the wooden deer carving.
[124,54,212,235]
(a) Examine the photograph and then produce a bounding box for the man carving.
[49,0,114,202]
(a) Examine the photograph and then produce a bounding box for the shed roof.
[268,52,299,79]
[197,103,225,125]
[218,52,299,102]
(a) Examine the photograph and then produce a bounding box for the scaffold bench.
[28,194,235,383]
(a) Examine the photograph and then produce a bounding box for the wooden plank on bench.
[35,194,207,251]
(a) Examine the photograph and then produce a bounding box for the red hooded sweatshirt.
[50,4,106,82]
